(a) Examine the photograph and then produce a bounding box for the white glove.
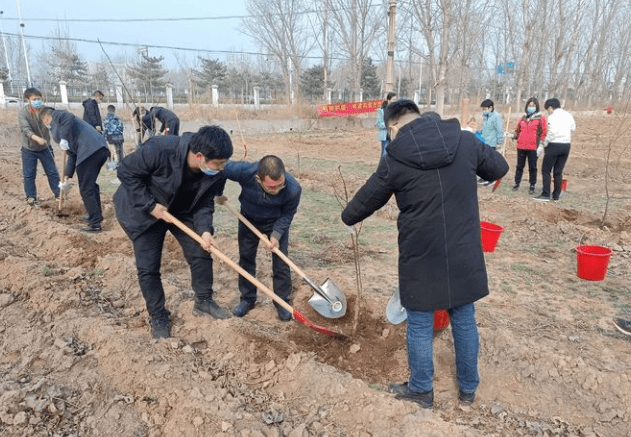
[537,143,544,157]
[342,223,355,234]
[58,180,70,192]
[59,139,69,151]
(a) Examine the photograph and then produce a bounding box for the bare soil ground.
[0,108,630,437]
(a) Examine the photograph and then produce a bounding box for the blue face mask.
[202,168,219,176]
[30,99,43,109]
[483,111,490,118]
[527,106,536,114]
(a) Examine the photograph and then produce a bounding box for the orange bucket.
[480,221,503,252]
[576,245,612,281]
[433,310,450,330]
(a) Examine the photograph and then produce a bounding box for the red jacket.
[514,113,547,150]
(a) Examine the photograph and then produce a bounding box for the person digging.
[113,125,233,339]
[342,101,508,409]
[217,155,302,321]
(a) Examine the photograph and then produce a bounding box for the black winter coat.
[113,134,226,241]
[142,107,179,133]
[342,116,509,311]
[82,99,102,130]
[51,110,108,178]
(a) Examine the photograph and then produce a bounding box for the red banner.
[318,100,382,117]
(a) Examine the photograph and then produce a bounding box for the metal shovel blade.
[307,278,347,319]
[386,286,407,325]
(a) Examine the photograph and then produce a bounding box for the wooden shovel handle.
[58,150,67,211]
[220,201,311,283]
[162,211,294,314]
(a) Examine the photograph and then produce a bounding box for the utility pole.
[16,0,31,87]
[385,0,397,94]
[0,11,12,90]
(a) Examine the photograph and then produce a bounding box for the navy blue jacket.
[82,99,102,130]
[142,107,179,133]
[113,134,226,241]
[342,116,509,311]
[222,161,301,242]
[51,110,108,178]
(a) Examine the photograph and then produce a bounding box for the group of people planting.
[17,87,588,412]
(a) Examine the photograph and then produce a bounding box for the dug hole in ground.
[0,107,630,437]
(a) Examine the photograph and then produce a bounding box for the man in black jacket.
[342,100,509,409]
[82,90,104,132]
[142,106,180,137]
[41,107,110,232]
[113,126,233,339]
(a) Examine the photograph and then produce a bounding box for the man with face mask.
[113,126,234,339]
[17,88,61,206]
[477,99,504,185]
[217,156,302,321]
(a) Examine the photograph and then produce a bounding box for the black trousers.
[132,218,215,319]
[514,149,538,186]
[237,218,292,304]
[541,142,570,199]
[76,147,110,227]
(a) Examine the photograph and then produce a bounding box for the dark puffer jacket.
[113,134,225,240]
[342,116,509,311]
[82,98,102,130]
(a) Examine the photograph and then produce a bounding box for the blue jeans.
[407,303,480,394]
[21,147,60,199]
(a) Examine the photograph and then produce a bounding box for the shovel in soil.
[219,199,347,319]
[57,150,69,217]
[163,211,344,337]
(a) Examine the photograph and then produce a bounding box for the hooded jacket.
[113,134,225,241]
[342,116,509,311]
[50,110,108,178]
[514,112,547,150]
[18,105,51,152]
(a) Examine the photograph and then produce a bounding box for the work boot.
[232,300,255,318]
[26,197,41,207]
[82,224,102,232]
[193,299,230,319]
[528,184,535,195]
[388,382,433,409]
[275,303,292,321]
[150,316,170,339]
[458,389,476,405]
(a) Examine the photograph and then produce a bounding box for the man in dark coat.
[142,106,180,137]
[113,126,233,339]
[218,156,301,321]
[82,90,104,132]
[341,100,509,409]
[41,107,110,232]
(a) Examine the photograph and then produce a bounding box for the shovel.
[385,286,450,330]
[220,199,347,319]
[162,211,344,337]
[57,150,69,217]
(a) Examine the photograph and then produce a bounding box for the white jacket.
[545,108,575,144]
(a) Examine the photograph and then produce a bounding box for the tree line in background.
[1,0,630,111]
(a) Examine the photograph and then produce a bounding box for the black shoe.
[533,194,550,202]
[26,197,41,207]
[512,184,519,191]
[528,185,535,195]
[193,299,230,319]
[458,389,476,405]
[388,382,433,409]
[82,224,102,232]
[150,316,170,339]
[232,300,255,318]
[275,304,292,321]
[81,214,90,223]
[613,318,631,336]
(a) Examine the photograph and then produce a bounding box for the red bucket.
[561,179,568,191]
[480,221,504,252]
[575,245,612,281]
[433,310,450,330]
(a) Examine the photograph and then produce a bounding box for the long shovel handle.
[221,201,336,304]
[163,211,292,313]
[162,211,339,337]
[58,150,67,212]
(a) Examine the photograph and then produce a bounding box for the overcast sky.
[1,0,257,68]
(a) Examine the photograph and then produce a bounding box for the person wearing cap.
[218,156,301,321]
